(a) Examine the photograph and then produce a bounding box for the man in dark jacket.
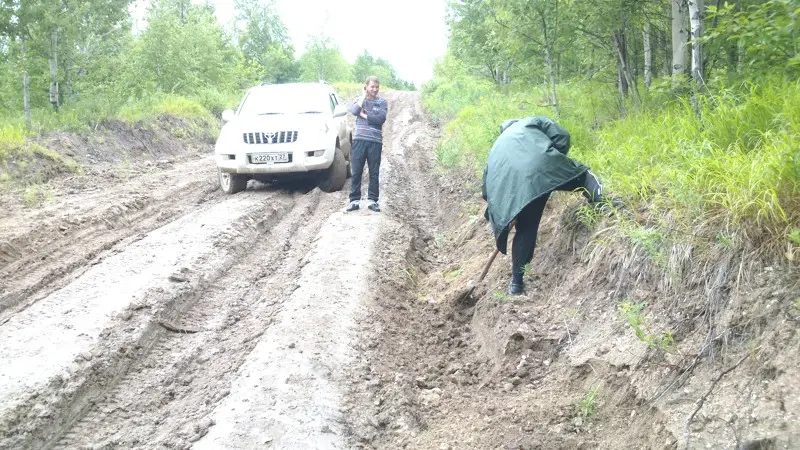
[482,117,605,295]
[345,76,389,212]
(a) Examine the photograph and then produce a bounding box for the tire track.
[47,188,345,449]
[0,158,222,321]
[0,183,342,450]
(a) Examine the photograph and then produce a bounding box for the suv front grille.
[243,131,299,145]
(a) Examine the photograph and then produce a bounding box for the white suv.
[214,82,352,194]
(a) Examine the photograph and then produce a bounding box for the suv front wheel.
[219,169,248,194]
[317,146,347,193]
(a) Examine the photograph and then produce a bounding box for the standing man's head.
[364,76,380,100]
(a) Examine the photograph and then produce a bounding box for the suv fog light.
[307,150,325,157]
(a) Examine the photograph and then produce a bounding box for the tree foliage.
[705,0,800,79]
[128,1,241,96]
[351,50,415,89]
[298,34,352,83]
[234,0,297,83]
[445,0,799,93]
[0,0,415,127]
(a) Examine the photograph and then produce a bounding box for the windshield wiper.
[298,111,323,114]
[258,112,283,115]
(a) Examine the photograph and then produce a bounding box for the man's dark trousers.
[349,139,382,202]
[511,171,603,278]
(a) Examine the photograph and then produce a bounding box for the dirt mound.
[0,116,213,195]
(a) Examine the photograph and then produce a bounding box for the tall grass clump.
[573,78,800,240]
[423,71,798,244]
[427,79,620,173]
[117,94,215,125]
[422,74,495,125]
[0,120,28,168]
[432,90,534,169]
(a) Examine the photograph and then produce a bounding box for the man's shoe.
[368,201,381,212]
[508,279,524,295]
[345,201,359,212]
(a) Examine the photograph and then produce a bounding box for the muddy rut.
[0,92,438,449]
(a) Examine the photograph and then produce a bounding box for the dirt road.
[0,92,442,449]
[4,92,797,450]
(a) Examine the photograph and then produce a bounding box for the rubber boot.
[508,273,524,295]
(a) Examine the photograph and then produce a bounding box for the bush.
[575,78,800,235]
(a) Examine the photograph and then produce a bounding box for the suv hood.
[222,113,328,132]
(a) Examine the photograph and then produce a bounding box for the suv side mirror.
[333,104,347,118]
[221,109,235,122]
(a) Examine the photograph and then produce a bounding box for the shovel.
[453,220,516,304]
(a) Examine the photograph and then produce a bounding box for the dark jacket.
[482,116,589,253]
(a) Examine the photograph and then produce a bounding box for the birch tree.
[22,36,31,127]
[671,0,689,78]
[643,24,652,88]
[48,29,58,110]
[687,0,705,83]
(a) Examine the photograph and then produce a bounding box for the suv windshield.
[238,85,331,116]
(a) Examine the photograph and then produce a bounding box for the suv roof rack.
[318,80,331,85]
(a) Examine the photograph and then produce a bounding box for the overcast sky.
[131,0,449,87]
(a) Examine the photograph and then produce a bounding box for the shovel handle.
[476,220,516,283]
[477,248,500,282]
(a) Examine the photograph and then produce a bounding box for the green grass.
[625,225,668,268]
[789,228,800,246]
[444,267,464,282]
[493,291,510,300]
[577,387,599,418]
[0,90,225,192]
[118,94,215,124]
[0,120,28,163]
[619,300,675,352]
[423,74,800,248]
[576,82,800,237]
[22,183,54,207]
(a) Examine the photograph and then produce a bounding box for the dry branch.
[683,353,749,449]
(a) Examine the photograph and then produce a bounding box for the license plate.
[251,153,289,164]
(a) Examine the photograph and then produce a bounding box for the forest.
[0,0,413,134]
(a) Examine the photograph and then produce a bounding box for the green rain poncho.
[482,116,589,254]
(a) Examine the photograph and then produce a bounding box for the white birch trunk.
[643,25,653,88]
[49,30,60,110]
[22,36,32,128]
[687,0,704,83]
[671,0,689,78]
[544,48,560,116]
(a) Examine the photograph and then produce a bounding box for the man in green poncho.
[482,116,606,295]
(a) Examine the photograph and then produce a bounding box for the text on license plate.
[251,152,289,164]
